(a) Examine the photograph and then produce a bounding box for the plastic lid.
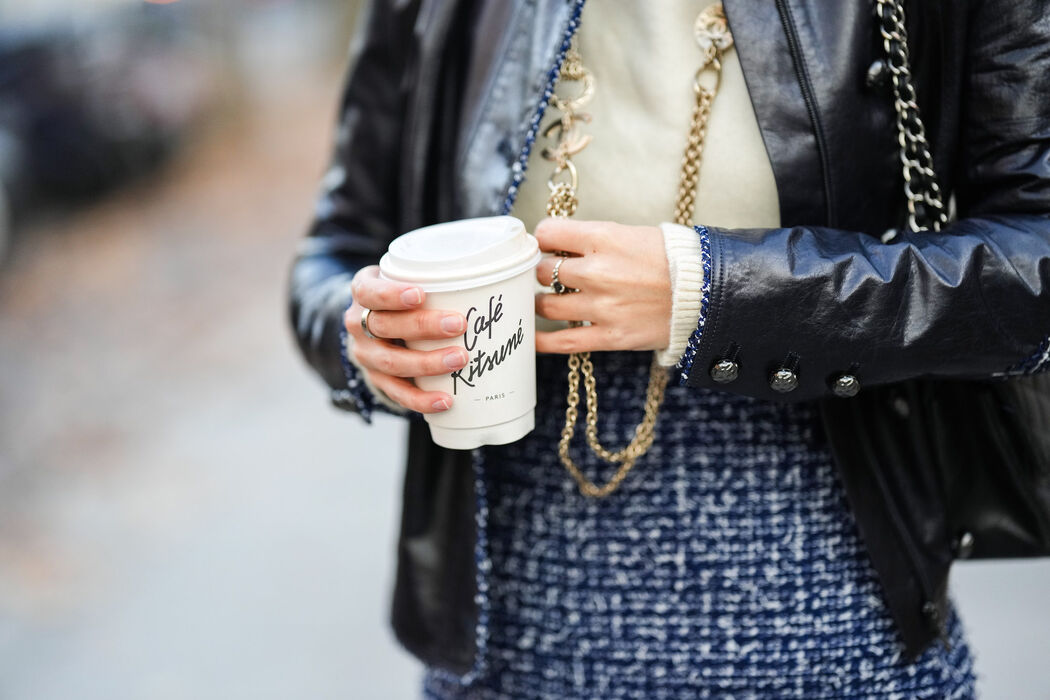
[379,216,541,292]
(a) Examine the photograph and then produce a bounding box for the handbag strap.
[875,0,948,233]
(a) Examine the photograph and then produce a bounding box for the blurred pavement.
[0,51,420,699]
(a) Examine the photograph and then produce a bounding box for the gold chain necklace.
[542,4,733,498]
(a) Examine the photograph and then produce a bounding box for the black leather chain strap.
[875,0,949,233]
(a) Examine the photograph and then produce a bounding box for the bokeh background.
[0,1,1047,698]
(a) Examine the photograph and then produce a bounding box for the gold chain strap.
[676,5,734,228]
[544,4,732,498]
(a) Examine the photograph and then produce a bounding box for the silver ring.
[550,254,579,294]
[360,307,379,340]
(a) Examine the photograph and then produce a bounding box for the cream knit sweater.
[353,0,781,406]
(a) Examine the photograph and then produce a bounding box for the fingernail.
[401,288,422,305]
[432,398,450,411]
[444,349,467,369]
[441,314,465,334]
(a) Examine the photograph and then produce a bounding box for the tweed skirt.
[422,350,977,699]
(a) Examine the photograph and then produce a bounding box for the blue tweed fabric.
[422,350,977,699]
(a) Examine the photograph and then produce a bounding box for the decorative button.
[832,373,861,397]
[769,367,799,393]
[892,396,910,418]
[921,600,942,631]
[865,59,890,90]
[953,531,975,560]
[710,359,739,383]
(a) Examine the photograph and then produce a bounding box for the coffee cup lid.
[379,216,541,292]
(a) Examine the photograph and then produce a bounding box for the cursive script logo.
[450,293,525,395]
[463,294,503,351]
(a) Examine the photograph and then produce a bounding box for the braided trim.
[676,225,713,383]
[1003,335,1050,376]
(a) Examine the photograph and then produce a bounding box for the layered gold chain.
[544,4,732,498]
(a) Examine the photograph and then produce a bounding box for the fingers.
[533,217,610,255]
[536,324,629,354]
[364,308,467,341]
[345,268,466,343]
[535,289,594,322]
[367,371,455,414]
[352,336,469,378]
[344,266,470,415]
[351,265,426,311]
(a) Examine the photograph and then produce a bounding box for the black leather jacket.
[286,0,1050,676]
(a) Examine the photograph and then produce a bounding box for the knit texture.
[656,222,706,367]
[422,351,977,698]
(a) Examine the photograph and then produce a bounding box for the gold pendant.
[694,3,733,59]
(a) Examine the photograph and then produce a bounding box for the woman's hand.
[343,266,469,413]
[534,218,672,354]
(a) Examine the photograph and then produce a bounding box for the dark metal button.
[769,367,798,393]
[921,600,942,630]
[892,396,910,418]
[953,531,975,560]
[866,59,890,90]
[710,359,739,383]
[832,373,860,397]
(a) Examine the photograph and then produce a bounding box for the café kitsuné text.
[450,293,525,395]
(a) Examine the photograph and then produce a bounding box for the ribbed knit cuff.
[656,222,706,367]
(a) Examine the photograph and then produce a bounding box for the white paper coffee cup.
[379,216,542,450]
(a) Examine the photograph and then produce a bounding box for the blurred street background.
[0,1,1047,698]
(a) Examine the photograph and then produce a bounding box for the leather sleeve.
[286,0,419,420]
[679,1,1050,401]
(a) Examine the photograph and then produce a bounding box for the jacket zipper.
[773,0,835,227]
